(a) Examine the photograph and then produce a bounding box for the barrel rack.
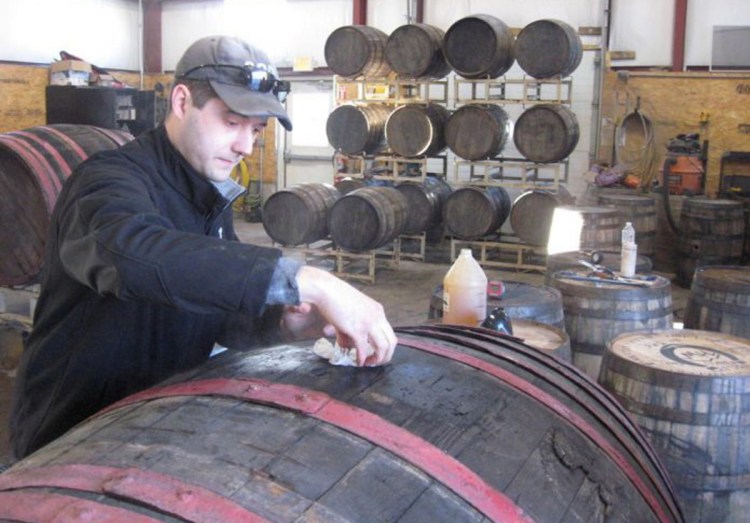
[286,238,408,284]
[453,76,573,106]
[450,237,547,273]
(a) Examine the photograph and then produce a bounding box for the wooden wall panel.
[599,70,750,196]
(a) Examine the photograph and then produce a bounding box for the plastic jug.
[443,248,488,326]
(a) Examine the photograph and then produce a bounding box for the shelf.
[452,158,569,190]
[334,76,449,105]
[453,76,573,106]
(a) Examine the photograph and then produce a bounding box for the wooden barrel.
[444,104,510,161]
[513,104,580,163]
[676,197,745,288]
[384,23,451,79]
[548,267,674,379]
[0,324,684,522]
[0,124,133,286]
[684,265,750,339]
[443,14,515,79]
[385,103,449,158]
[510,318,571,362]
[600,329,750,523]
[598,193,657,258]
[261,183,340,246]
[428,280,566,330]
[328,186,407,252]
[510,186,575,246]
[326,103,391,155]
[442,186,510,240]
[514,19,583,79]
[548,205,623,255]
[324,25,391,78]
[394,176,452,234]
[334,176,366,194]
[545,250,653,284]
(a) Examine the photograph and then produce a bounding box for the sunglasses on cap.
[179,63,291,103]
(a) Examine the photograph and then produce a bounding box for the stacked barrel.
[310,15,585,254]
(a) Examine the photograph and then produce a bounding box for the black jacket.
[10,124,283,458]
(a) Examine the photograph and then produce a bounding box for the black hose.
[661,156,680,234]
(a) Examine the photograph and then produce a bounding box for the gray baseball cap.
[175,35,292,131]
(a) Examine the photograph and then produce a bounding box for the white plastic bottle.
[620,221,637,277]
[443,248,488,326]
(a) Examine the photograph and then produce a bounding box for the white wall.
[0,0,140,69]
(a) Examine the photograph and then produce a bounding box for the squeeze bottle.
[620,222,637,277]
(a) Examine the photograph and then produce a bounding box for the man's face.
[177,95,267,183]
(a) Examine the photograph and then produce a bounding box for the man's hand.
[287,266,397,366]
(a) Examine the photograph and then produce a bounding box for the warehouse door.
[278,79,336,188]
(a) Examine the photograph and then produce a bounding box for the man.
[10,35,397,459]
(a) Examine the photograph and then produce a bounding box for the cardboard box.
[49,59,92,86]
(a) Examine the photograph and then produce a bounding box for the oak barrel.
[442,186,510,240]
[514,19,583,79]
[0,324,684,522]
[385,103,449,158]
[428,280,566,330]
[324,25,391,78]
[394,176,452,234]
[510,318,571,362]
[444,104,510,161]
[443,14,515,79]
[598,193,657,258]
[510,186,575,246]
[513,104,580,163]
[676,197,745,288]
[328,186,408,252]
[326,103,391,155]
[261,183,340,246]
[384,23,451,79]
[0,124,133,286]
[684,265,750,339]
[548,205,623,255]
[548,267,674,379]
[600,329,750,523]
[443,187,510,240]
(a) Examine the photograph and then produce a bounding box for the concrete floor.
[0,220,691,467]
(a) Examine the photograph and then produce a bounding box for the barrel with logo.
[328,186,408,252]
[548,205,623,255]
[598,193,657,258]
[394,176,452,235]
[443,14,515,79]
[548,267,674,379]
[385,103,449,158]
[0,124,133,286]
[326,103,391,155]
[510,186,575,246]
[600,329,750,523]
[385,23,451,79]
[324,25,391,78]
[676,197,745,288]
[428,280,565,330]
[684,265,750,339]
[514,104,580,163]
[514,19,583,79]
[442,186,510,240]
[261,183,340,246]
[0,324,684,522]
[444,104,511,161]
